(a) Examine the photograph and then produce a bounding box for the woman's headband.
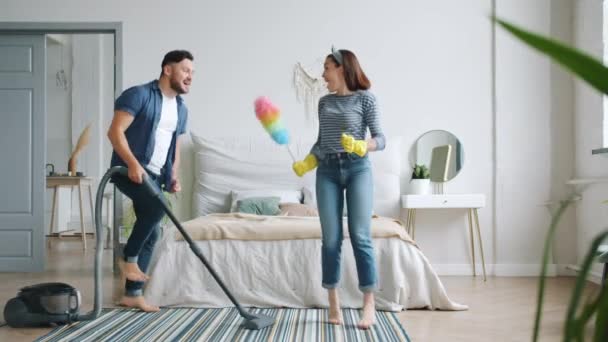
[331,46,343,65]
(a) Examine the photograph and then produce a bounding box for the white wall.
[43,34,114,234]
[573,0,607,279]
[3,0,585,276]
[45,34,73,234]
[67,34,114,233]
[495,0,606,280]
[102,35,115,178]
[549,0,577,270]
[46,35,72,170]
[495,0,553,275]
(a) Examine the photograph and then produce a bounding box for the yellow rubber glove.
[292,154,318,177]
[341,133,367,157]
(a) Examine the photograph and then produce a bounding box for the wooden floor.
[0,237,599,341]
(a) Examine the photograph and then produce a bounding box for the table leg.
[78,184,87,250]
[48,187,58,247]
[474,209,487,281]
[468,209,476,277]
[406,209,412,236]
[410,209,417,240]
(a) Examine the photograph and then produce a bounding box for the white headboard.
[191,134,402,218]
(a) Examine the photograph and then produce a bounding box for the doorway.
[45,33,115,241]
[0,22,122,272]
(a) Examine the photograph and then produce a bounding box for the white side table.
[402,194,487,281]
[47,176,95,250]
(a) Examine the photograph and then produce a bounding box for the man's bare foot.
[357,292,376,329]
[327,289,343,325]
[118,260,149,282]
[118,296,160,312]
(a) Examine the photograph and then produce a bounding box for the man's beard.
[169,77,187,94]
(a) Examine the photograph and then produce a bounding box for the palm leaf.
[532,196,575,342]
[564,231,608,341]
[494,17,608,95]
[593,285,608,342]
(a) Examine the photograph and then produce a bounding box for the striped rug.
[35,307,410,341]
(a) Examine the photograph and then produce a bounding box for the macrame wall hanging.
[292,60,327,130]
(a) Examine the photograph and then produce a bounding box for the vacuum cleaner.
[3,166,275,330]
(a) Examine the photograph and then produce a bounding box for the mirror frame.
[409,129,464,182]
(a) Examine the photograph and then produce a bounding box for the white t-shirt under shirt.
[147,94,178,175]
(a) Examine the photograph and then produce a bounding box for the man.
[107,50,193,311]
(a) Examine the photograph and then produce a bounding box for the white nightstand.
[402,194,487,281]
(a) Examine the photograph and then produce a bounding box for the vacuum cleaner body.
[2,166,273,330]
[4,282,81,327]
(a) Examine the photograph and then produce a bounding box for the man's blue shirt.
[111,80,188,189]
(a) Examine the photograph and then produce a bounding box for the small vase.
[68,157,77,175]
[409,179,430,195]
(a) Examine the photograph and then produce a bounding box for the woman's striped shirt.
[310,90,386,159]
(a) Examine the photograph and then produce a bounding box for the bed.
[143,134,467,312]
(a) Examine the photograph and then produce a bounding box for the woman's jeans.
[316,153,377,292]
[112,172,165,297]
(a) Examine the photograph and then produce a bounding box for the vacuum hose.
[77,166,138,320]
[77,166,274,329]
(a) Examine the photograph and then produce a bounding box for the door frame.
[0,22,123,271]
[0,22,123,98]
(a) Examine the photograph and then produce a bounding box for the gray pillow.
[236,196,281,215]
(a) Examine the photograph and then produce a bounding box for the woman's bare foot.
[118,260,149,282]
[327,289,343,325]
[118,296,160,312]
[357,292,376,329]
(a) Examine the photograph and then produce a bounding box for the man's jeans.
[316,153,377,292]
[112,172,165,297]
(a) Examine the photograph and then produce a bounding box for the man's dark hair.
[161,50,194,68]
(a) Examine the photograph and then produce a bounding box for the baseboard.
[66,220,95,233]
[46,232,95,238]
[559,264,603,285]
[556,264,578,277]
[432,263,557,277]
[433,263,603,284]
[494,264,557,276]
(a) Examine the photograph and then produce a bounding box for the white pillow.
[302,186,374,216]
[230,189,303,213]
[190,134,401,218]
[302,186,316,206]
[191,134,312,216]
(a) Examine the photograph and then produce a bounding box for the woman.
[293,47,385,329]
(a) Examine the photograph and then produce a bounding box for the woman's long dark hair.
[328,49,370,91]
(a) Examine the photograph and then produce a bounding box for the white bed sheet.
[144,229,467,312]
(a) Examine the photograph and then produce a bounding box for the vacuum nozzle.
[241,312,275,330]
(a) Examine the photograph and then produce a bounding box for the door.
[0,35,46,272]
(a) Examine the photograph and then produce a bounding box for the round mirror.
[409,130,464,182]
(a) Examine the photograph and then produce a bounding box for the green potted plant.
[410,163,431,195]
[119,192,175,243]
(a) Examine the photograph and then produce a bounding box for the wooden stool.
[46,176,94,250]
